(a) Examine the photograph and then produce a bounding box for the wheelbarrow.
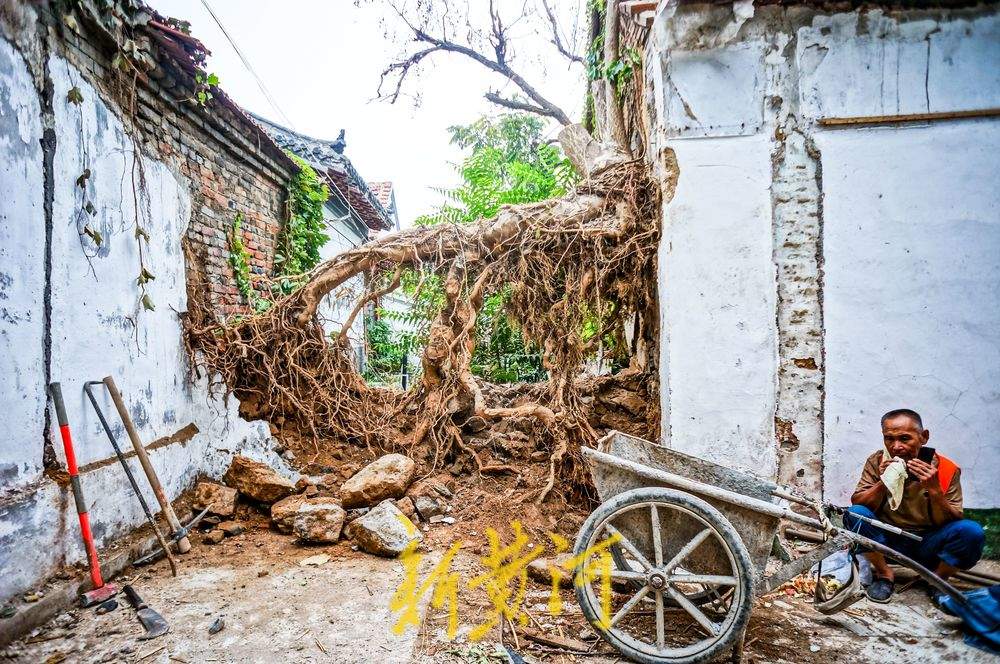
[571,431,971,664]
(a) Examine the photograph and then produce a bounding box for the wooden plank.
[621,0,659,12]
[819,107,1000,128]
[518,625,593,653]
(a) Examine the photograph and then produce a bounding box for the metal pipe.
[772,488,923,542]
[828,505,922,542]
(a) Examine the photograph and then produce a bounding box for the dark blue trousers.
[845,504,985,570]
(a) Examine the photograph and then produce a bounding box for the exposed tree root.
[184,125,673,501]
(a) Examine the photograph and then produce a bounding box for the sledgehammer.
[102,376,191,554]
[48,383,119,607]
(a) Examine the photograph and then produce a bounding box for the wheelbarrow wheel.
[573,487,754,664]
[610,545,735,608]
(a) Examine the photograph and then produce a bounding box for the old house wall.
[648,3,1000,506]
[0,5,295,604]
[316,204,370,358]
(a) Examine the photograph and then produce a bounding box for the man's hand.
[906,458,939,491]
[878,456,896,475]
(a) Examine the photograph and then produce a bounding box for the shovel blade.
[136,607,169,640]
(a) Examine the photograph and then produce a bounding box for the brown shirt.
[854,450,963,532]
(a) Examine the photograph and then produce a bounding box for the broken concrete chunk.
[218,521,244,537]
[299,554,330,567]
[271,494,309,533]
[293,502,346,543]
[202,529,225,545]
[413,495,444,521]
[304,485,319,498]
[223,455,296,505]
[350,500,421,557]
[340,454,416,508]
[193,481,238,517]
[395,496,417,521]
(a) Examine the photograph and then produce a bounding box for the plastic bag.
[811,548,873,587]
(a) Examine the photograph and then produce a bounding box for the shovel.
[123,585,169,640]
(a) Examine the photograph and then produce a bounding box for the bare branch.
[484,91,560,120]
[378,1,572,125]
[541,0,583,64]
[377,46,441,104]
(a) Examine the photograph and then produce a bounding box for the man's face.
[882,415,929,459]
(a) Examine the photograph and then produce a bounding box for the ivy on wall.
[274,153,330,294]
[226,153,330,314]
[228,212,269,312]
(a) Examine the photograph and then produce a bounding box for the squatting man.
[847,408,985,603]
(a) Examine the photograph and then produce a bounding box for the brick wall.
[51,10,295,318]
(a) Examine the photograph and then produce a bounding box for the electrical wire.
[199,0,296,129]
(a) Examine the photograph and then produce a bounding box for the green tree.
[415,114,577,226]
[368,113,578,385]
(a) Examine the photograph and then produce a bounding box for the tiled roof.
[252,115,393,231]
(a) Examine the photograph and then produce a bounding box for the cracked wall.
[0,7,296,604]
[649,2,1000,506]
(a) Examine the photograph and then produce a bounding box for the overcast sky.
[148,0,588,227]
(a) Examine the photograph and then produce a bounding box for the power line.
[199,0,296,129]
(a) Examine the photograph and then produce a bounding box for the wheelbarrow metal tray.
[584,431,782,579]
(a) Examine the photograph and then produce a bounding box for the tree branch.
[540,0,583,65]
[484,92,559,120]
[379,2,572,125]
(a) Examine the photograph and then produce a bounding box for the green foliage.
[274,153,330,294]
[588,41,642,98]
[470,287,545,383]
[362,315,420,386]
[229,212,270,313]
[605,47,643,97]
[582,89,596,136]
[192,71,219,106]
[414,114,578,227]
[585,33,605,82]
[395,114,576,384]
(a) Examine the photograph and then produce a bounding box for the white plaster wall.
[316,211,367,347]
[821,120,1000,507]
[659,135,777,476]
[0,49,292,603]
[663,40,767,138]
[797,11,1000,121]
[0,37,45,491]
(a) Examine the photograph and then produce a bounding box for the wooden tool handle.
[122,584,146,610]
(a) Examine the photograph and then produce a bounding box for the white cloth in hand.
[880,450,908,511]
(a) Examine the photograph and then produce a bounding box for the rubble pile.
[190,453,450,558]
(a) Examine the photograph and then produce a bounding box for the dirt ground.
[3,506,995,664]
